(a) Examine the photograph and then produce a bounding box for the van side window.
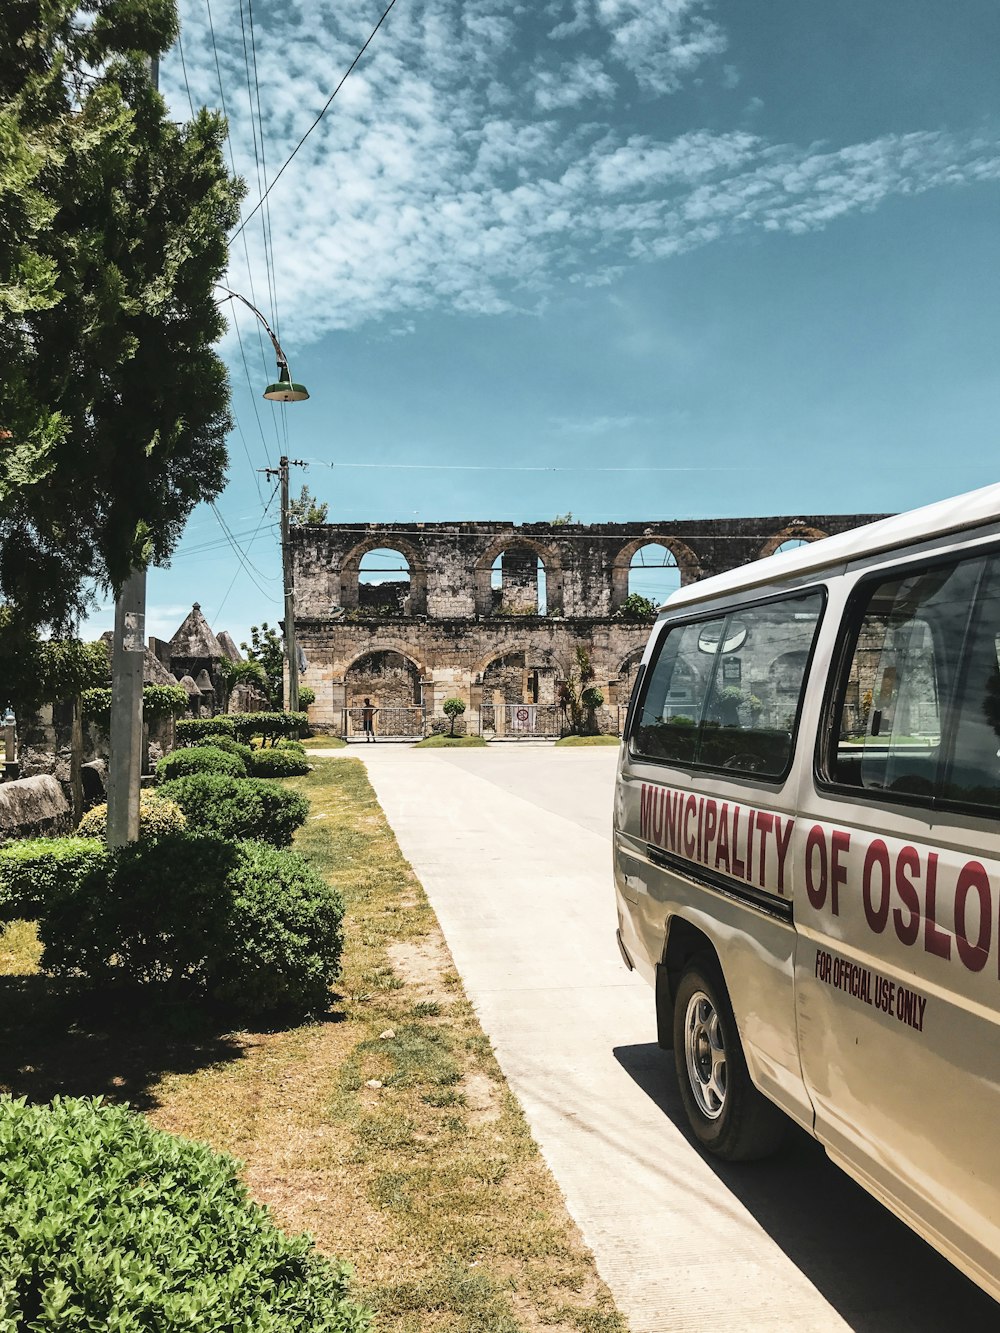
[828,558,981,801]
[942,559,1000,810]
[632,591,823,778]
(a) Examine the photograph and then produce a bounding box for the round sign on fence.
[516,707,529,722]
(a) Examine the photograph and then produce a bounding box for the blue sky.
[83,0,1000,646]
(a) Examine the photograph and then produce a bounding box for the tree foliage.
[288,485,328,525]
[0,0,245,631]
[614,592,658,621]
[240,623,284,708]
[559,647,603,735]
[0,609,108,710]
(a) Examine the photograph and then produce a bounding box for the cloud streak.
[166,0,1000,346]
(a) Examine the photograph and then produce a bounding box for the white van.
[614,484,1000,1303]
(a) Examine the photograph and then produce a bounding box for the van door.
[795,551,1000,1294]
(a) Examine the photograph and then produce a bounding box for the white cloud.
[551,414,642,435]
[164,0,1000,349]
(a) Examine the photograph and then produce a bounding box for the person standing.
[361,697,375,742]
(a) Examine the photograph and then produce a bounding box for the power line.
[210,502,280,599]
[214,484,282,620]
[230,0,401,243]
[308,460,758,474]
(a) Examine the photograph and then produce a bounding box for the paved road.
[318,744,997,1332]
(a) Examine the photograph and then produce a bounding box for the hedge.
[0,837,106,923]
[175,716,235,745]
[158,774,309,846]
[231,712,308,746]
[247,749,310,778]
[156,747,248,783]
[40,834,345,1016]
[0,1095,370,1330]
[81,684,188,724]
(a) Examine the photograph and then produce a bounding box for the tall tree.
[0,0,244,633]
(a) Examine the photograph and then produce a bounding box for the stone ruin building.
[290,513,887,739]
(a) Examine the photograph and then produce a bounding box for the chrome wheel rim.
[684,989,727,1121]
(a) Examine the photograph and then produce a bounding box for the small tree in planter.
[442,698,466,736]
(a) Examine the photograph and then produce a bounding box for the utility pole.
[264,456,306,713]
[108,54,158,848]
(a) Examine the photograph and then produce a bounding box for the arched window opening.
[345,651,421,706]
[491,549,546,615]
[773,538,811,556]
[482,651,528,703]
[628,542,680,608]
[358,548,411,617]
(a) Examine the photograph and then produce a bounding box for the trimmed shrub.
[77,790,186,841]
[199,735,255,765]
[215,840,346,1014]
[297,685,316,708]
[82,684,187,725]
[175,716,236,745]
[0,1095,370,1330]
[159,774,309,846]
[247,748,310,778]
[0,837,106,922]
[273,737,307,756]
[231,711,308,746]
[40,834,346,1015]
[156,746,248,783]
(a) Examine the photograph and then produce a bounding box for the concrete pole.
[280,455,301,714]
[107,568,145,846]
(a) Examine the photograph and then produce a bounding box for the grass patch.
[554,735,620,747]
[413,734,488,748]
[0,759,626,1332]
[301,734,347,749]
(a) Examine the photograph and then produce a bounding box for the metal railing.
[343,706,425,739]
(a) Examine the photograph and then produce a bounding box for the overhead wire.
[229,0,401,243]
[205,0,282,467]
[210,502,280,599]
[213,483,282,621]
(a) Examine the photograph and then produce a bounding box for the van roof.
[664,481,1000,611]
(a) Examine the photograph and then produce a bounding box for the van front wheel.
[672,958,785,1162]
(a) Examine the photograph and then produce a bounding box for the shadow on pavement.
[614,1041,998,1332]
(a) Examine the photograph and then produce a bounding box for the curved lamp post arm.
[215,285,309,402]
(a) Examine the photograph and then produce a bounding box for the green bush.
[40,835,346,1016]
[157,746,248,782]
[0,1095,370,1330]
[200,735,255,765]
[0,837,106,922]
[273,737,307,756]
[175,716,236,745]
[297,685,316,708]
[77,790,186,841]
[247,748,310,778]
[82,684,188,725]
[231,711,308,746]
[159,774,309,846]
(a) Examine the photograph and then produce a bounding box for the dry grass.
[0,759,627,1333]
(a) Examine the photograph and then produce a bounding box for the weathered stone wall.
[291,512,888,735]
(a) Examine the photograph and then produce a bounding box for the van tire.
[672,956,785,1162]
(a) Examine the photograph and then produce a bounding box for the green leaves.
[1,2,245,632]
[0,1095,371,1328]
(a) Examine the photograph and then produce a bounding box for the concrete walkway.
[314,745,996,1332]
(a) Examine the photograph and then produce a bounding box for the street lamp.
[215,285,310,713]
[215,285,310,401]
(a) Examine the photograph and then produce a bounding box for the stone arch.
[340,535,427,614]
[611,536,701,610]
[343,647,424,707]
[757,524,829,560]
[611,648,646,707]
[473,535,563,617]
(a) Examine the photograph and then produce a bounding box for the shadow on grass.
[0,974,248,1112]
